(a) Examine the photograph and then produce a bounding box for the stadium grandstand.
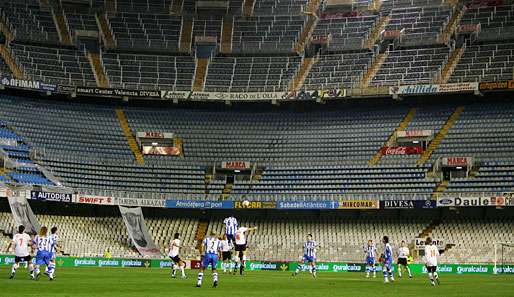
[0,0,513,291]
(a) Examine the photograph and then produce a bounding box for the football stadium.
[0,0,513,296]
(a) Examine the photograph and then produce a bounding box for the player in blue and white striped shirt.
[45,227,60,279]
[364,239,377,278]
[293,234,317,278]
[32,226,55,281]
[197,231,221,288]
[223,216,238,245]
[382,236,395,283]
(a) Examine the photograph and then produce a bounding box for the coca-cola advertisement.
[380,146,424,155]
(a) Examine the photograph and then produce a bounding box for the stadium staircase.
[0,20,14,42]
[368,108,416,166]
[50,5,73,46]
[252,167,264,182]
[96,13,117,49]
[367,0,383,12]
[195,220,209,250]
[289,55,319,91]
[192,58,209,92]
[417,106,465,165]
[170,0,184,15]
[115,109,145,165]
[220,179,234,200]
[363,16,390,49]
[204,172,213,195]
[174,137,184,157]
[242,0,256,16]
[179,17,193,53]
[293,0,322,54]
[220,16,234,54]
[433,46,465,84]
[418,220,440,238]
[438,5,465,44]
[0,45,24,79]
[360,51,389,88]
[104,0,116,12]
[431,180,449,199]
[0,168,12,183]
[87,52,110,88]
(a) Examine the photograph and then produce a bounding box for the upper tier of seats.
[0,94,513,199]
[0,0,512,91]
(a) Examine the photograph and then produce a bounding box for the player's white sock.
[389,270,394,281]
[11,263,19,274]
[47,263,55,278]
[428,272,434,284]
[197,272,203,286]
[180,265,185,277]
[383,270,388,281]
[407,267,412,277]
[433,272,438,279]
[398,268,402,278]
[312,266,317,278]
[34,265,40,276]
[213,272,218,284]
[28,263,34,274]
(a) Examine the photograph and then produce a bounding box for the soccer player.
[424,237,440,286]
[397,240,412,278]
[6,225,34,279]
[364,239,377,278]
[32,226,55,280]
[223,216,238,245]
[234,226,257,275]
[382,236,395,283]
[46,227,60,279]
[220,234,233,273]
[292,234,318,278]
[168,232,186,279]
[197,231,221,288]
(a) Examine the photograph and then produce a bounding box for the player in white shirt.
[219,234,233,273]
[234,226,257,275]
[6,225,34,279]
[423,237,440,286]
[197,231,222,288]
[168,232,186,279]
[397,240,412,278]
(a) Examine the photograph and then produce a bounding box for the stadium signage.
[380,146,423,155]
[221,161,250,170]
[414,238,445,250]
[479,80,514,91]
[338,200,379,209]
[75,87,161,99]
[234,201,277,209]
[117,197,165,208]
[0,76,57,92]
[30,190,72,203]
[503,192,514,206]
[437,196,505,207]
[165,200,234,209]
[389,82,478,95]
[441,157,471,167]
[277,201,338,209]
[396,130,432,138]
[76,195,115,205]
[160,90,190,100]
[98,260,120,267]
[380,200,436,209]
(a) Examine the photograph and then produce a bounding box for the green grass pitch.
[1,267,513,297]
